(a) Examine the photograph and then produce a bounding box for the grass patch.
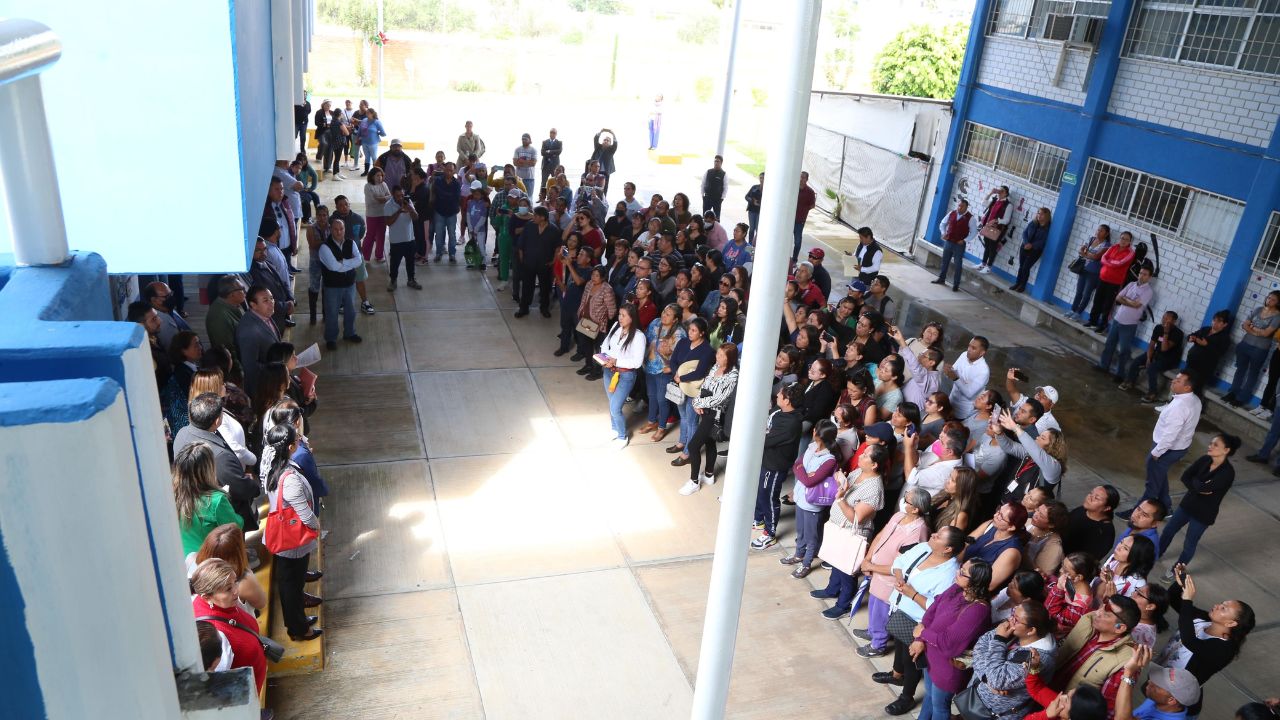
[730,140,766,177]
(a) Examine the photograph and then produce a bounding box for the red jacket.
[1099,245,1135,285]
[192,597,267,692]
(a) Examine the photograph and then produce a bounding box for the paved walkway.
[173,168,1276,717]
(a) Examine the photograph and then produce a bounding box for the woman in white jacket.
[679,343,739,495]
[598,305,647,448]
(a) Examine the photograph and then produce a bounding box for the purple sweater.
[918,584,992,693]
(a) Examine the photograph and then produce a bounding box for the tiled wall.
[977,36,1091,107]
[951,160,1062,285]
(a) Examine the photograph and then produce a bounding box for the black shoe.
[554,348,570,357]
[884,697,916,716]
[671,455,690,467]
[515,309,529,318]
[325,341,337,350]
[952,285,960,292]
[821,605,849,619]
[287,265,301,274]
[857,643,891,657]
[570,352,586,361]
[359,170,368,177]
[576,366,592,376]
[871,671,903,686]
[665,445,684,454]
[305,615,319,627]
[304,570,323,583]
[449,256,457,264]
[1272,466,1280,478]
[345,334,362,343]
[1245,454,1269,464]
[930,278,946,285]
[288,628,323,642]
[809,589,837,599]
[303,592,323,608]
[283,318,297,328]
[540,308,552,318]
[584,372,602,382]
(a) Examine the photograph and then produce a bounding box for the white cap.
[470,180,484,191]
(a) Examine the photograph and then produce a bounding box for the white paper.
[296,342,322,368]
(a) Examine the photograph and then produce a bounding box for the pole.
[376,0,384,112]
[0,18,67,267]
[271,0,296,160]
[714,0,745,157]
[689,2,822,718]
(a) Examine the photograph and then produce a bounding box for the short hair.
[217,275,247,298]
[872,274,890,290]
[334,194,349,205]
[126,301,153,324]
[246,285,272,305]
[190,558,237,597]
[265,342,295,365]
[1178,369,1202,395]
[714,154,723,161]
[141,282,167,302]
[1212,309,1232,324]
[196,621,223,671]
[941,426,969,457]
[856,226,873,238]
[972,335,990,351]
[534,206,549,220]
[1043,501,1070,533]
[1140,498,1167,521]
[1164,309,1179,322]
[779,382,804,409]
[1069,687,1107,719]
[268,176,283,187]
[188,392,224,430]
[1021,398,1045,420]
[1108,594,1141,634]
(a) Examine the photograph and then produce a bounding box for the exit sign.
[1061,171,1078,185]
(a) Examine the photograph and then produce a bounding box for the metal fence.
[803,124,932,253]
[1253,211,1280,276]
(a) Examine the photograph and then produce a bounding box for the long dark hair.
[264,422,298,492]
[711,296,741,341]
[1227,600,1256,658]
[812,418,843,467]
[963,559,994,603]
[1119,534,1156,580]
[610,303,641,352]
[252,363,290,420]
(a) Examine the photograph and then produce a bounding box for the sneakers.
[857,643,891,658]
[1245,454,1270,464]
[978,265,992,275]
[344,334,363,344]
[779,555,802,566]
[821,605,849,620]
[407,279,423,290]
[752,520,765,530]
[700,472,717,486]
[1162,567,1176,582]
[791,565,812,579]
[361,301,376,315]
[611,436,630,450]
[851,629,873,641]
[749,534,777,550]
[1117,381,1132,391]
[678,479,701,496]
[496,282,508,291]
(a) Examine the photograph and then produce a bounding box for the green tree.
[870,22,968,100]
[820,0,860,90]
[570,0,624,13]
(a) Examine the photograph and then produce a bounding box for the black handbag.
[954,684,996,720]
[885,549,930,644]
[1067,256,1087,275]
[196,615,286,664]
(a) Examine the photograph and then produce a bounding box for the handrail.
[0,18,68,267]
[0,18,62,85]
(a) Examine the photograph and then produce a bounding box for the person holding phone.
[597,305,646,449]
[966,601,1058,720]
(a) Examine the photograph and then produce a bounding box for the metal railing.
[0,18,68,267]
[1125,0,1280,77]
[959,121,1071,192]
[1252,211,1280,276]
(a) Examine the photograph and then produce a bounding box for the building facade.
[926,0,1280,396]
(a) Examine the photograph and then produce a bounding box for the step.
[265,532,325,677]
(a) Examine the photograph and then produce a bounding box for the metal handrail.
[0,18,68,267]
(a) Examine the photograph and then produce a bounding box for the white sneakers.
[677,473,717,496]
[611,436,629,450]
[978,265,992,274]
[495,281,508,291]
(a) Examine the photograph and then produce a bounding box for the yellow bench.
[264,522,325,677]
[306,129,425,151]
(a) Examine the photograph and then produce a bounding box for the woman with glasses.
[967,600,1058,720]
[700,273,735,319]
[964,502,1029,591]
[856,486,932,657]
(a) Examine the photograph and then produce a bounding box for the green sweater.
[206,299,244,356]
[180,491,243,555]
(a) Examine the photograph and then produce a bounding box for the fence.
[803,124,932,253]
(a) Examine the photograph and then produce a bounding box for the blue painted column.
[922,0,991,255]
[1030,0,1135,304]
[1199,120,1280,327]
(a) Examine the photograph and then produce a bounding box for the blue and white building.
[926,0,1280,394]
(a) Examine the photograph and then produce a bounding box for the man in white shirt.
[1005,368,1062,433]
[944,336,991,420]
[318,217,365,349]
[1122,370,1201,520]
[622,182,644,217]
[899,425,967,508]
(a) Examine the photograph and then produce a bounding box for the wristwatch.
[1121,676,1136,686]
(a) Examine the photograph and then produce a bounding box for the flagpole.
[376,0,384,111]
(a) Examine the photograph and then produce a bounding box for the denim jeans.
[792,221,805,260]
[1159,505,1209,566]
[918,673,955,720]
[433,211,459,257]
[1144,442,1188,514]
[820,566,861,612]
[322,285,357,342]
[1256,407,1280,460]
[645,371,673,427]
[1099,322,1139,378]
[1071,270,1100,313]
[747,210,760,244]
[603,369,637,439]
[1126,353,1179,395]
[1227,342,1270,404]
[938,241,964,287]
[677,395,697,447]
[361,142,378,172]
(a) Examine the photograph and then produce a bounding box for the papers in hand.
[296,343,322,368]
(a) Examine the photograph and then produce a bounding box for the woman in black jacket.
[1160,433,1239,570]
[797,357,841,458]
[1161,567,1255,719]
[313,100,331,166]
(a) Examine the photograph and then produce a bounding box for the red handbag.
[264,474,318,555]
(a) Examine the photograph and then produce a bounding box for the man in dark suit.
[235,285,280,396]
[248,237,293,330]
[513,207,562,319]
[173,393,258,530]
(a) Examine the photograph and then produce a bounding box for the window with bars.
[1125,0,1280,76]
[1252,211,1280,275]
[989,0,1112,40]
[1079,158,1245,255]
[959,122,1072,191]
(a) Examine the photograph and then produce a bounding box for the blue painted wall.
[233,0,278,270]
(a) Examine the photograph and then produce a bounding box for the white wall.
[807,92,952,157]
[952,160,1062,285]
[1109,59,1280,148]
[977,36,1091,107]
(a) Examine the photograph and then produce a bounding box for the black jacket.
[172,425,258,531]
[761,409,802,471]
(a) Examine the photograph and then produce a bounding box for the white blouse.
[599,324,647,370]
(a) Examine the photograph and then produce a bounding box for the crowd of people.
[127,97,1275,718]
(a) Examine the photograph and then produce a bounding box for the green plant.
[562,27,586,45]
[820,0,861,90]
[570,0,624,13]
[750,87,768,107]
[318,0,476,33]
[824,188,838,200]
[450,80,483,92]
[505,66,517,93]
[871,22,968,100]
[694,76,714,103]
[677,13,720,45]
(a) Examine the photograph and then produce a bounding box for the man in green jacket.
[206,275,247,357]
[1053,595,1140,710]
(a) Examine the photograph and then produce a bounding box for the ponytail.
[264,422,298,492]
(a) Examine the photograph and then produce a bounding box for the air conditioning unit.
[1042,13,1104,46]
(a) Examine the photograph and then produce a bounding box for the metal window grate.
[1079,157,1245,256]
[1125,0,1280,77]
[1252,211,1280,276]
[990,0,1113,39]
[959,122,1070,191]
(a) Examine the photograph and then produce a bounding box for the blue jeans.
[677,395,697,447]
[938,241,964,287]
[1227,343,1270,404]
[1159,505,1209,566]
[603,369,637,439]
[361,142,378,171]
[918,673,955,720]
[433,211,458,257]
[792,221,805,260]
[819,566,860,612]
[747,210,760,244]
[1256,407,1280,460]
[1072,271,1100,313]
[322,285,357,342]
[1143,443,1188,514]
[645,371,672,427]
[1098,322,1138,378]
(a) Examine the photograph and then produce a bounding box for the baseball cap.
[808,248,825,259]
[1036,386,1060,405]
[847,280,869,294]
[508,189,522,198]
[470,180,484,191]
[389,138,403,147]
[1146,665,1201,707]
[863,422,896,444]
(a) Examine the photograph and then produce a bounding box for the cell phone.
[1012,369,1029,382]
[906,423,917,438]
[822,331,834,343]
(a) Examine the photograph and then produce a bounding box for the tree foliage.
[870,22,967,100]
[820,0,860,90]
[318,0,477,35]
[569,0,624,13]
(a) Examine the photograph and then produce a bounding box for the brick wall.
[1109,59,1280,148]
[951,160,1062,285]
[977,36,1090,107]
